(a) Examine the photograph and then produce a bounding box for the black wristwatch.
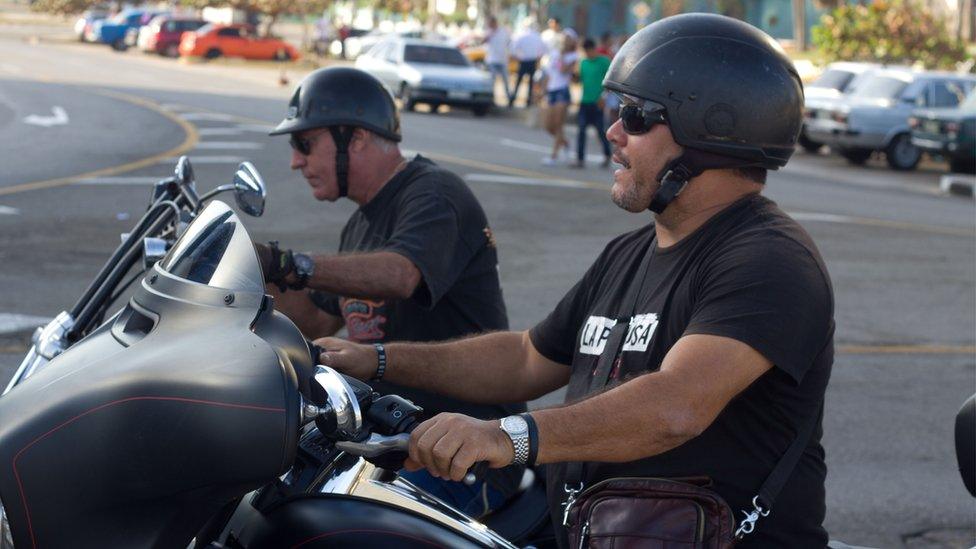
[291,252,315,289]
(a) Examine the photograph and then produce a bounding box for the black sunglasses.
[289,130,329,156]
[619,100,668,135]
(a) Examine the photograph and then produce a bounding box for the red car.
[179,23,300,61]
[138,15,207,57]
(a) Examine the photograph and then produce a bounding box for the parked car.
[74,7,108,42]
[92,9,167,51]
[356,38,494,117]
[910,89,976,173]
[344,29,425,60]
[799,62,880,152]
[804,68,976,170]
[179,24,300,61]
[137,15,207,57]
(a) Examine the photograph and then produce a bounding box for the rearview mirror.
[174,156,195,188]
[309,365,363,439]
[955,394,975,497]
[232,162,266,217]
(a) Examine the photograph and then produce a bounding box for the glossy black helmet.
[603,13,803,170]
[270,67,401,142]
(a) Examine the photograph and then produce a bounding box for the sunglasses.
[289,130,330,156]
[618,99,668,135]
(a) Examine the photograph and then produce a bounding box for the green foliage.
[30,0,97,15]
[812,0,968,70]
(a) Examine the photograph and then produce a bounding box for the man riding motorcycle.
[318,14,834,547]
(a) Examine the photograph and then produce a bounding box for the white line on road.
[236,124,277,132]
[786,212,857,224]
[179,112,239,122]
[161,156,245,164]
[198,128,244,136]
[499,138,607,163]
[0,63,23,74]
[195,141,263,150]
[0,205,20,215]
[0,313,50,335]
[76,176,166,185]
[465,173,599,189]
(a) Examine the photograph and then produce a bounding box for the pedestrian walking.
[575,37,612,168]
[509,20,546,108]
[541,28,579,165]
[483,16,511,107]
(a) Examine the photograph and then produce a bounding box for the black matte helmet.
[270,66,401,141]
[603,14,804,212]
[271,67,401,198]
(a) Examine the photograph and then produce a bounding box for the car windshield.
[811,69,855,92]
[403,45,468,66]
[109,12,132,23]
[196,23,214,35]
[159,202,263,292]
[961,90,976,111]
[849,75,910,100]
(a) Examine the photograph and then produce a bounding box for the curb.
[940,174,976,199]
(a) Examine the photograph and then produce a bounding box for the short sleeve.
[383,189,474,310]
[684,236,833,383]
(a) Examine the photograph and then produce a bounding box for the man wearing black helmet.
[317,15,832,547]
[260,66,524,517]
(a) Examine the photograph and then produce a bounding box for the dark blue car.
[93,9,166,50]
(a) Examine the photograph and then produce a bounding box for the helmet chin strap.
[648,149,760,214]
[329,126,355,198]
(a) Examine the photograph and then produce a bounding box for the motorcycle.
[0,158,551,548]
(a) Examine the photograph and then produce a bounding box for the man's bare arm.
[316,331,571,404]
[306,251,421,300]
[533,334,773,464]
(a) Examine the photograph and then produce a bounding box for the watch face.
[294,253,314,275]
[502,416,528,435]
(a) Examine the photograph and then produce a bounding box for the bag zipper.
[576,521,590,549]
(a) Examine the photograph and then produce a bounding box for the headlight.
[0,498,14,549]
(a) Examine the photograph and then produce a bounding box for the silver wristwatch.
[499,415,530,465]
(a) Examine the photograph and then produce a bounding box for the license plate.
[447,91,470,100]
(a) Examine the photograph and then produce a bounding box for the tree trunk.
[793,0,806,50]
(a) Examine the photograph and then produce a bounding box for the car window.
[931,80,968,108]
[403,45,468,66]
[180,21,205,32]
[961,90,976,111]
[850,75,911,100]
[163,21,176,32]
[196,23,214,35]
[810,69,855,92]
[384,44,400,63]
[367,42,388,59]
[217,27,241,38]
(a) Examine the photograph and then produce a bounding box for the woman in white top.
[541,29,579,165]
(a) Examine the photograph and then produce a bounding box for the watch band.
[372,343,387,381]
[501,416,530,465]
[520,413,539,466]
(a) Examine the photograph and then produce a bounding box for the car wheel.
[399,84,416,112]
[164,44,179,58]
[949,157,976,174]
[798,131,822,153]
[112,38,128,52]
[885,133,921,171]
[274,48,291,61]
[838,147,873,165]
[204,48,222,60]
[472,105,490,117]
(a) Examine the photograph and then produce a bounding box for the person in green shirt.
[574,37,612,168]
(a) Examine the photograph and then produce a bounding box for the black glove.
[255,240,295,292]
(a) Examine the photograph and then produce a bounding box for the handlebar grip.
[463,461,489,486]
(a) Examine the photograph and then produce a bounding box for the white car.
[356,38,495,117]
[799,62,881,152]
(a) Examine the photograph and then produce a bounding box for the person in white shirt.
[540,16,563,52]
[508,20,547,107]
[483,16,511,107]
[542,28,579,165]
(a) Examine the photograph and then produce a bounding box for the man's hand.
[405,413,514,482]
[253,241,296,290]
[313,336,378,380]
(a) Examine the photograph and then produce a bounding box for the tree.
[31,0,99,16]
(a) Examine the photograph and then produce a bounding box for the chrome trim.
[0,497,13,548]
[309,366,362,439]
[3,311,75,395]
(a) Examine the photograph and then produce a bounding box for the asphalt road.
[0,29,974,548]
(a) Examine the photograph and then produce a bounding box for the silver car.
[805,68,976,170]
[356,38,494,117]
[799,62,880,152]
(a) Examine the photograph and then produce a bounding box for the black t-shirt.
[312,155,525,495]
[530,194,833,548]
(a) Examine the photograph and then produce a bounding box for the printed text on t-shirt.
[579,313,659,355]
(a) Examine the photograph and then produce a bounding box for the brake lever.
[336,433,488,486]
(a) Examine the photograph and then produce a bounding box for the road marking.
[0,313,50,335]
[0,63,24,74]
[0,205,20,215]
[0,89,198,197]
[237,123,276,132]
[198,127,244,136]
[23,106,69,127]
[162,156,244,164]
[76,176,166,185]
[180,112,239,122]
[465,173,598,189]
[500,137,607,163]
[787,210,973,237]
[195,141,263,150]
[837,344,976,355]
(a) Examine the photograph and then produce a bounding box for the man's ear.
[348,128,371,153]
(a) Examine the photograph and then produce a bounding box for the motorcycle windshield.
[159,201,264,293]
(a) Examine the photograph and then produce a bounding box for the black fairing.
[227,495,485,548]
[0,202,305,548]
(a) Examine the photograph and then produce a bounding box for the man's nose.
[607,118,625,147]
[290,148,305,170]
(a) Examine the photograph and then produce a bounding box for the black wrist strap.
[372,343,387,381]
[521,412,539,467]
